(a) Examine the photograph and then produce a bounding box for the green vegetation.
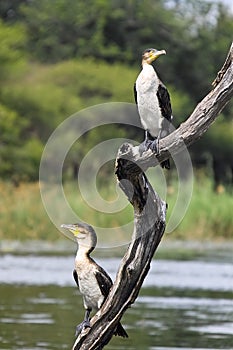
[0,182,55,241]
[0,0,232,243]
[166,176,233,240]
[0,0,232,186]
[0,177,232,242]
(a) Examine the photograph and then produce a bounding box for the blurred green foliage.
[0,0,232,187]
[0,177,232,241]
[0,19,26,79]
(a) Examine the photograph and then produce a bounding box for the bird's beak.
[152,49,166,60]
[61,224,79,236]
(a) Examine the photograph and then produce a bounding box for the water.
[0,251,233,349]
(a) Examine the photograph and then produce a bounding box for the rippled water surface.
[0,250,232,350]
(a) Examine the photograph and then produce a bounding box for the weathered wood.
[72,42,233,350]
[73,160,167,350]
[212,42,233,87]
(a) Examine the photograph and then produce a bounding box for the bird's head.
[142,48,166,65]
[61,222,97,250]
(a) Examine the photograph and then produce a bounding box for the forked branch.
[72,42,233,350]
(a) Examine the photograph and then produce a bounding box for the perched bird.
[134,48,173,169]
[61,222,128,338]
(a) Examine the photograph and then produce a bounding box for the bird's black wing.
[157,83,172,121]
[73,269,79,288]
[95,266,113,300]
[134,82,137,104]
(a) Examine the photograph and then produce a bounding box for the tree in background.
[0,0,232,187]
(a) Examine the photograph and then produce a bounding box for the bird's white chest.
[136,65,162,137]
[75,258,104,310]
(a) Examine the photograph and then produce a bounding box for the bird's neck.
[142,62,158,75]
[142,60,153,67]
[142,62,159,81]
[142,61,155,71]
[75,245,96,273]
[75,244,93,261]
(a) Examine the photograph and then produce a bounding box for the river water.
[0,246,233,350]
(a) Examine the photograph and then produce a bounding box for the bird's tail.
[161,159,170,170]
[114,322,128,338]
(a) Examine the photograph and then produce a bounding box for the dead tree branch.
[72,42,233,350]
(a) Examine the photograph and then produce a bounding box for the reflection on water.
[0,253,232,350]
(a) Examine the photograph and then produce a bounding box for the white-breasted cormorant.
[61,222,128,338]
[134,48,173,169]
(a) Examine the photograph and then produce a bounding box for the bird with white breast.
[134,48,173,169]
[61,222,128,339]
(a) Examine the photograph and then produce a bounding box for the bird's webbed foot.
[75,320,91,337]
[149,138,160,154]
[139,139,153,155]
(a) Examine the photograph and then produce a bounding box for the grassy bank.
[0,176,232,243]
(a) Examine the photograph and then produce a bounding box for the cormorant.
[61,222,128,338]
[134,48,173,169]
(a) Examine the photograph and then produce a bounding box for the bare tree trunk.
[72,42,233,350]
